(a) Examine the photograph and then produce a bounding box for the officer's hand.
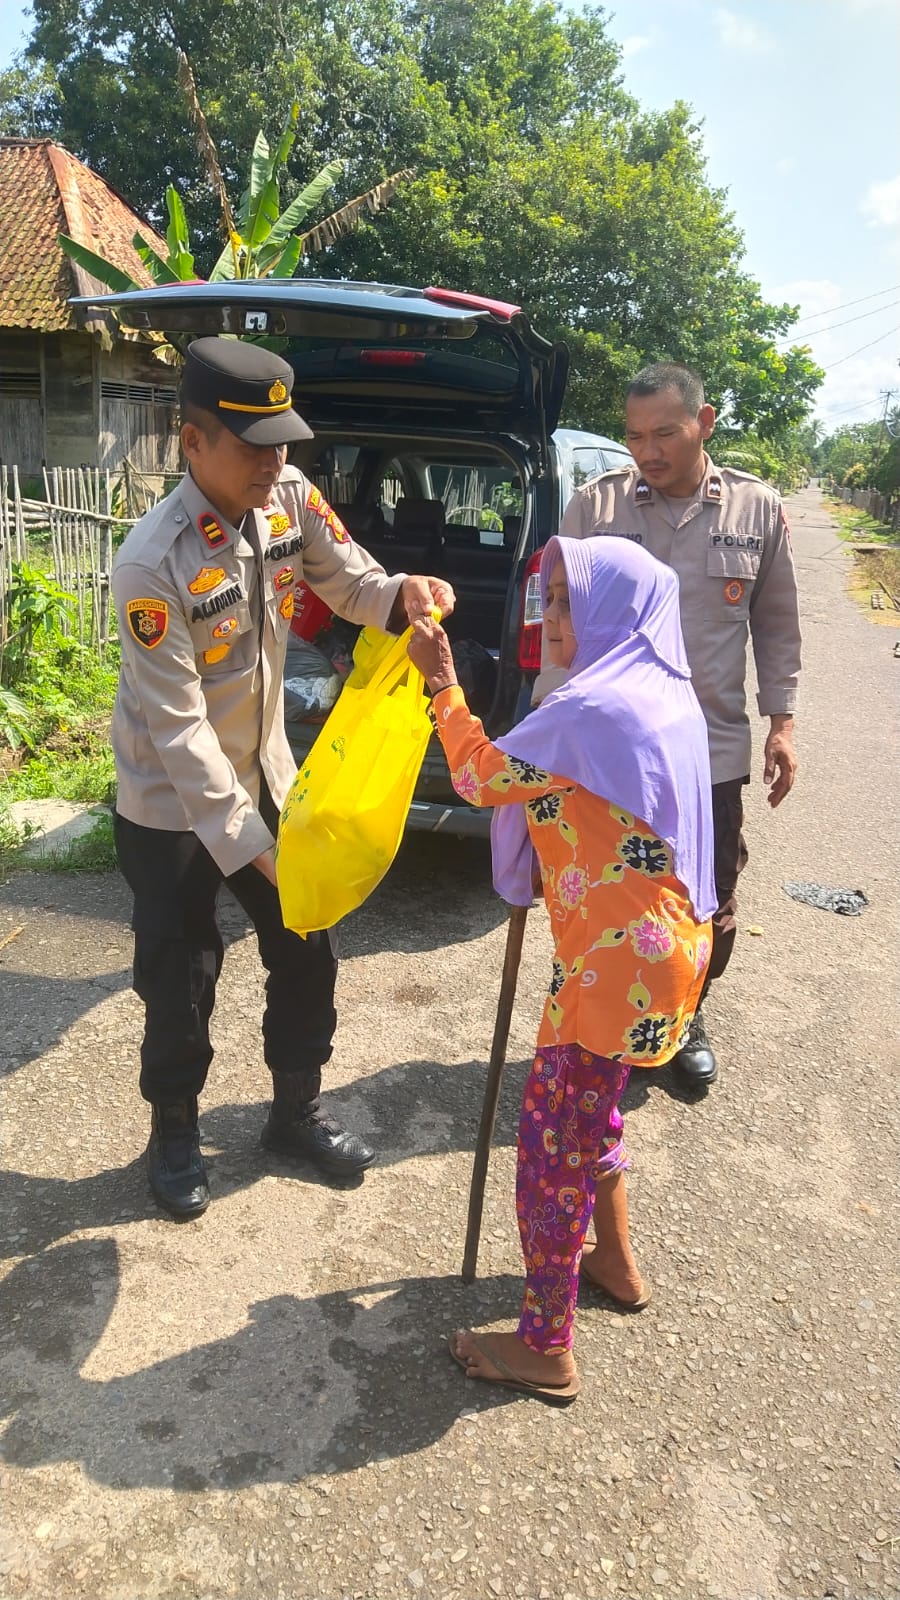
[252,847,279,886]
[401,575,456,624]
[763,716,797,808]
[408,617,457,695]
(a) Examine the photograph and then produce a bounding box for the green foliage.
[20,0,822,439]
[0,687,35,751]
[0,799,28,877]
[0,563,74,690]
[35,810,117,873]
[0,594,118,805]
[4,738,116,804]
[210,103,345,279]
[714,427,813,494]
[0,58,59,134]
[814,413,900,497]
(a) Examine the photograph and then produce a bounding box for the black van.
[75,280,632,836]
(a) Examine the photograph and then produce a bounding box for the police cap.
[182,337,313,445]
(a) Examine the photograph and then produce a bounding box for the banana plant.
[210,102,344,281]
[59,98,413,293]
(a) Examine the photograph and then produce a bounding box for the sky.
[1,0,898,433]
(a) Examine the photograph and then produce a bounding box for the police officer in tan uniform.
[547,362,800,1088]
[112,338,454,1218]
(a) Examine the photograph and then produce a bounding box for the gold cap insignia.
[268,380,288,404]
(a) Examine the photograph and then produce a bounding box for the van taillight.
[359,349,427,366]
[518,549,544,671]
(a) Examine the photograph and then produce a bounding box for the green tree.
[816,412,900,496]
[13,0,823,437]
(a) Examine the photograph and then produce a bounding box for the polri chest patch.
[266,535,303,561]
[724,579,745,606]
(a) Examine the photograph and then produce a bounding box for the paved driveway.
[0,487,897,1599]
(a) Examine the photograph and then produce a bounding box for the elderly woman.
[409,535,715,1404]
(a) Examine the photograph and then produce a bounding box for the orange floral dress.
[433,686,712,1067]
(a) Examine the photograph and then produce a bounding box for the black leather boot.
[146,1097,210,1219]
[671,1008,718,1088]
[261,1071,375,1180]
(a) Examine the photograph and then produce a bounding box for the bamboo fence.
[0,466,164,654]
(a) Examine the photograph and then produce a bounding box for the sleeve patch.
[326,509,350,544]
[306,484,350,544]
[126,598,169,649]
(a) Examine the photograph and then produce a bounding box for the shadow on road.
[0,1238,525,1490]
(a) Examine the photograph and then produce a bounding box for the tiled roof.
[0,138,168,333]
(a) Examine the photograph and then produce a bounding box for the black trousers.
[114,803,337,1106]
[703,774,750,997]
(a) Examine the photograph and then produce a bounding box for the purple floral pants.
[516,1044,631,1352]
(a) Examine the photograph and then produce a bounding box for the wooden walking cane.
[461,902,529,1282]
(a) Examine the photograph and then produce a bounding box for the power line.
[778,297,900,345]
[790,283,900,325]
[822,325,900,371]
[817,394,886,420]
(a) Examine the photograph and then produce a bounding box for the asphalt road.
[0,486,897,1600]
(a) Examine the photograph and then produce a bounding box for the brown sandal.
[449,1330,580,1406]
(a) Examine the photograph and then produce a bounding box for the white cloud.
[814,348,900,426]
[621,33,653,58]
[769,279,900,422]
[713,8,773,52]
[861,176,900,229]
[771,279,843,319]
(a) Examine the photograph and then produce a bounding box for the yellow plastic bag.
[276,623,433,935]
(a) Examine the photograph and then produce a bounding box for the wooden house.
[0,137,180,484]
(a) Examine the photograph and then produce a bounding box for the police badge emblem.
[127,598,169,649]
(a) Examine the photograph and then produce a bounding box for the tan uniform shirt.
[111,466,405,875]
[544,457,800,785]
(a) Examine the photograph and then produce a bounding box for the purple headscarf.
[490,535,716,920]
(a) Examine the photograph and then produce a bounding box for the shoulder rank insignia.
[724,579,744,606]
[188,565,226,596]
[634,479,652,502]
[268,511,292,537]
[279,591,295,621]
[198,512,228,549]
[706,476,723,502]
[306,486,326,516]
[127,598,168,649]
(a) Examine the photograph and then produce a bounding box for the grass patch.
[2,639,119,803]
[3,742,116,805]
[0,803,27,877]
[828,498,899,546]
[0,804,116,876]
[849,547,900,616]
[37,810,117,873]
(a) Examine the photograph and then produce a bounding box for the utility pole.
[877,388,896,453]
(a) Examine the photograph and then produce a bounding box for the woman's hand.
[407,616,458,694]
